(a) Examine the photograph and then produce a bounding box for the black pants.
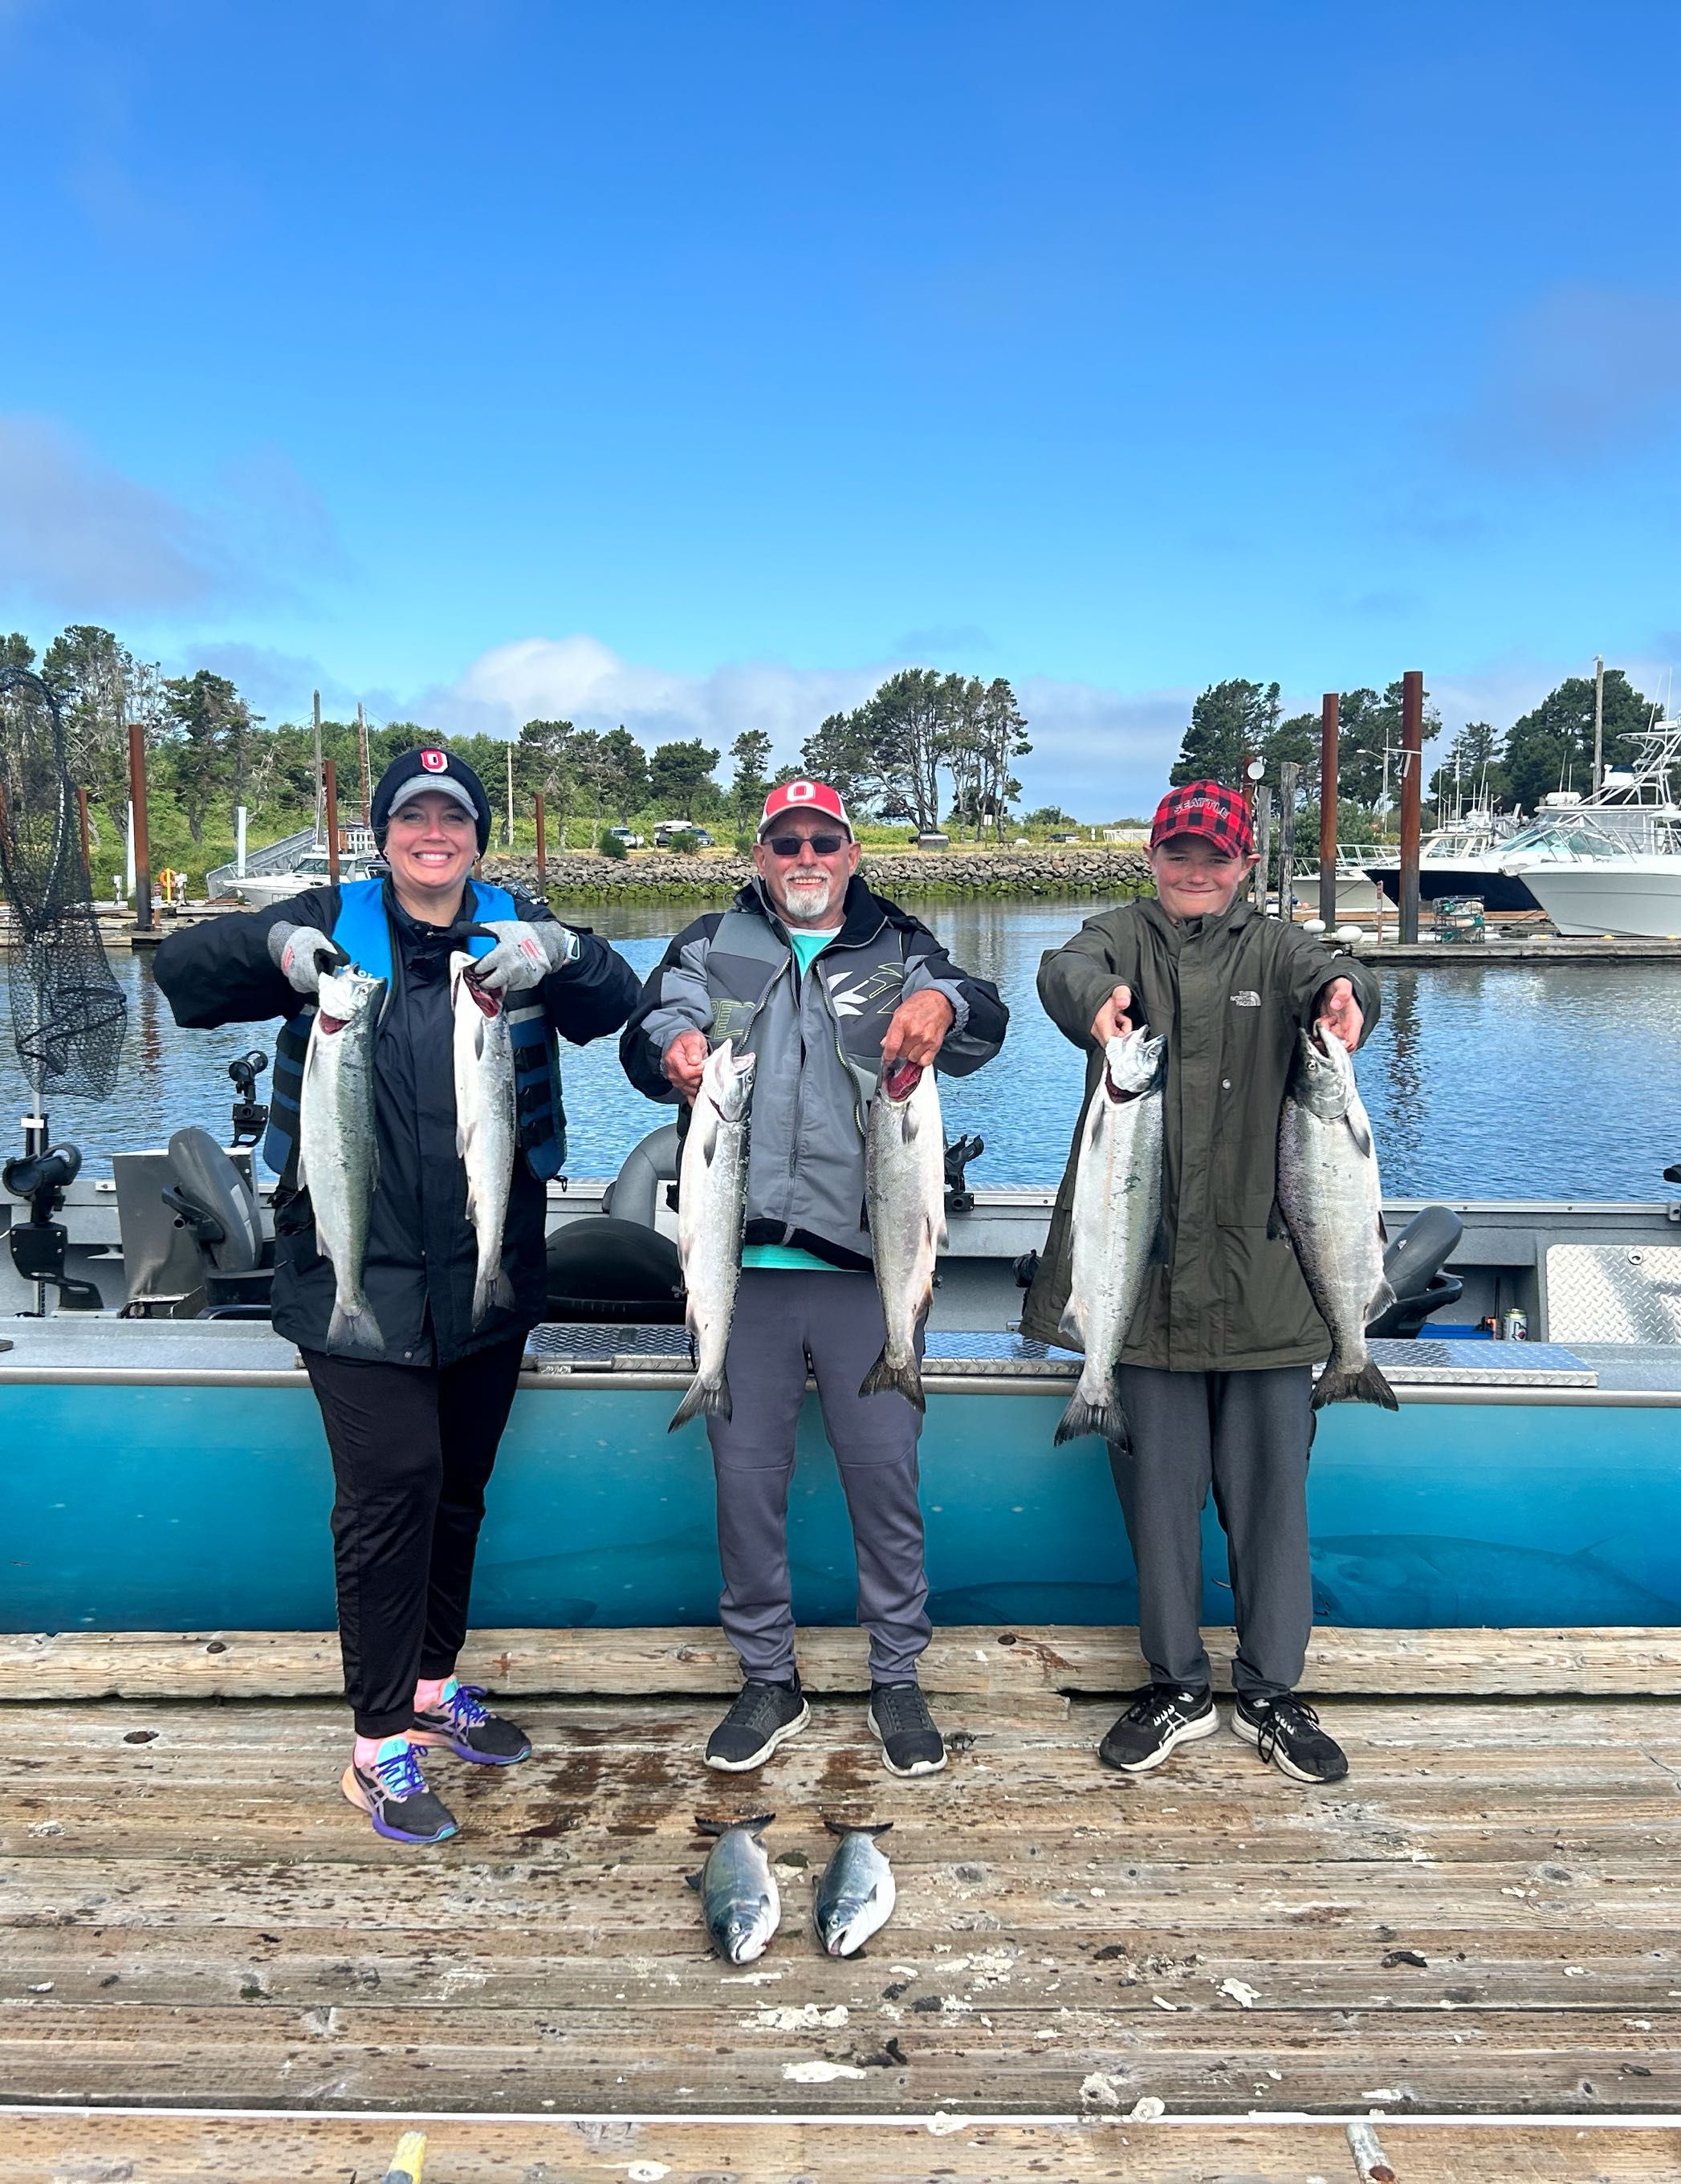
[1110,1364,1314,1702]
[303,1338,525,1737]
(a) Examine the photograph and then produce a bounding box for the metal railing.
[205,828,318,900]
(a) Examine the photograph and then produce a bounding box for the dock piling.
[324,759,340,885]
[127,718,152,934]
[1318,692,1339,928]
[1398,669,1423,945]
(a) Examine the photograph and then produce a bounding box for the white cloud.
[0,413,221,612]
[421,632,1192,820]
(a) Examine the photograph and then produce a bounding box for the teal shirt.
[741,925,844,1275]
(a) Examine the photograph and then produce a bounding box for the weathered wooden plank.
[4,2114,1679,2184]
[6,1622,1681,1700]
[1,2000,1678,2113]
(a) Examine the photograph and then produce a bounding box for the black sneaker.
[1232,1692,1349,1783]
[705,1678,810,1771]
[410,1679,532,1766]
[340,1736,459,1844]
[1097,1683,1218,1774]
[868,1682,946,1777]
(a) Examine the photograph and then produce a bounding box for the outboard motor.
[3,1125,102,1313]
[1366,1204,1464,1340]
[161,1126,275,1316]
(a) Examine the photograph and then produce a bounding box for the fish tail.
[858,1348,926,1411]
[327,1294,385,1358]
[823,1817,893,1836]
[695,1812,775,1836]
[669,1369,731,1432]
[1053,1388,1126,1447]
[1313,1356,1400,1411]
[471,1262,516,1328]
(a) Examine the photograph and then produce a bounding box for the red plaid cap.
[759,779,853,838]
[1150,780,1255,857]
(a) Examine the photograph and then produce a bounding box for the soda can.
[1502,1308,1528,1342]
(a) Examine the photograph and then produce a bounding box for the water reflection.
[2,905,1679,1198]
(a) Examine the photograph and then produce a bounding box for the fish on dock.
[1276,1020,1398,1410]
[690,1812,780,1964]
[1054,1027,1167,1446]
[861,1059,946,1410]
[670,1039,756,1431]
[450,951,517,1328]
[812,1820,895,1958]
[299,962,387,1357]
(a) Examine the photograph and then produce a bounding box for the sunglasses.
[764,832,849,857]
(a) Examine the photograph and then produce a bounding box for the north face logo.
[1231,990,1260,1007]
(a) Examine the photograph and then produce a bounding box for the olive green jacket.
[1020,896,1382,1372]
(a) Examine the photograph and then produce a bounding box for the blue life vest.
[263,878,567,1183]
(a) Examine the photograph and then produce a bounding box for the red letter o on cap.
[420,749,447,773]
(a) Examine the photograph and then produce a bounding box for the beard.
[779,869,840,924]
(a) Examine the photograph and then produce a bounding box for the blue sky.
[2,1,1679,812]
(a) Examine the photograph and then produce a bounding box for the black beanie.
[370,746,494,855]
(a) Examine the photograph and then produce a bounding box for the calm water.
[3,900,1679,1198]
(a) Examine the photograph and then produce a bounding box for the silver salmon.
[812,1820,895,1957]
[1277,1021,1398,1410]
[450,952,518,1328]
[690,1813,780,1964]
[670,1039,756,1431]
[1054,1027,1166,1446]
[299,963,387,1357]
[861,1059,946,1410]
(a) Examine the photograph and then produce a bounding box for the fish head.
[450,950,501,1021]
[720,1905,771,1963]
[315,966,385,1036]
[1101,1027,1166,1101]
[819,1893,875,1957]
[702,1038,757,1122]
[1291,1021,1354,1120]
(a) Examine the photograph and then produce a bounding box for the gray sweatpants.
[706,1269,931,1683]
[1111,1364,1314,1702]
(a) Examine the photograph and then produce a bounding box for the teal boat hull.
[7,1381,1680,1633]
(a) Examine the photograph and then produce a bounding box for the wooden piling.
[1398,669,1424,945]
[534,789,547,889]
[1318,692,1339,928]
[127,718,152,933]
[324,759,340,885]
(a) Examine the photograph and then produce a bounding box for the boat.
[227,843,382,908]
[6,1064,1681,1637]
[1503,840,1681,939]
[1361,803,1536,912]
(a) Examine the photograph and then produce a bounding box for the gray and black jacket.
[621,876,1008,1270]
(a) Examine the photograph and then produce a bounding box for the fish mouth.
[462,973,500,1019]
[883,1060,922,1101]
[318,1011,348,1035]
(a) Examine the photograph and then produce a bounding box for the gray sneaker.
[868,1682,946,1777]
[705,1678,810,1771]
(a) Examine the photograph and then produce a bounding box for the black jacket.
[154,881,640,1366]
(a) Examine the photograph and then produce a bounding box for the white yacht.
[1507,845,1681,938]
[230,847,381,908]
[1496,715,1681,936]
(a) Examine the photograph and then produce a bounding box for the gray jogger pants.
[706,1269,931,1683]
[1110,1364,1314,1702]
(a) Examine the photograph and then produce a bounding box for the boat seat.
[544,1215,686,1324]
[1368,1205,1464,1340]
[162,1128,275,1312]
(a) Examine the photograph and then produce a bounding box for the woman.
[156,746,640,1844]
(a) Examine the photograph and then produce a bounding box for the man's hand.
[1317,976,1364,1051]
[1089,983,1134,1047]
[471,919,580,993]
[880,988,956,1070]
[267,922,342,996]
[662,1027,710,1104]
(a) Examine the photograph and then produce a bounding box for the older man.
[622,781,1007,1776]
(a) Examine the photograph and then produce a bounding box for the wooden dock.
[2,1627,1679,2179]
[1352,937,1681,965]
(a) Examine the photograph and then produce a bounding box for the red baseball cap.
[758,779,853,839]
[1149,780,1255,858]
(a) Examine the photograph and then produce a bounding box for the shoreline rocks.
[482,846,1152,905]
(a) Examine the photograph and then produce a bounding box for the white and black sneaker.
[704,1678,810,1771]
[1097,1683,1218,1774]
[868,1682,947,1777]
[1232,1692,1348,1783]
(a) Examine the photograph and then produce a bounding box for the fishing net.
[0,667,127,1100]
